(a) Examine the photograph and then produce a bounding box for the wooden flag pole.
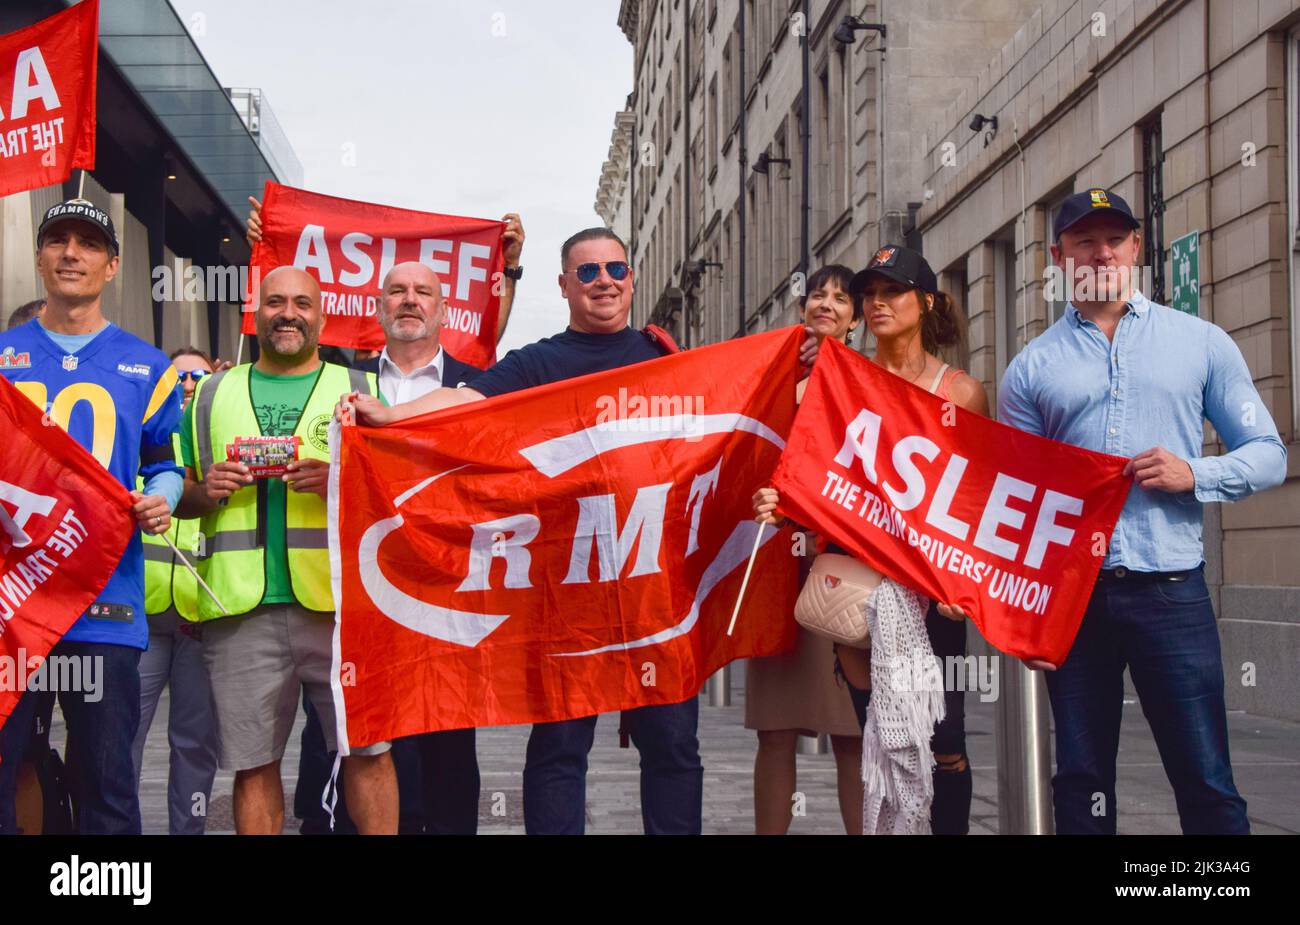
[159,531,228,615]
[726,523,768,636]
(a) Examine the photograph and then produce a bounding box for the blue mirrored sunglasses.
[574,261,629,284]
[177,369,209,383]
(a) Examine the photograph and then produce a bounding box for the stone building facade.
[600,0,1299,721]
[597,0,1040,348]
[917,0,1299,720]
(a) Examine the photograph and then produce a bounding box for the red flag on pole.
[328,327,804,749]
[771,337,1131,667]
[0,374,134,736]
[243,181,505,366]
[0,0,98,198]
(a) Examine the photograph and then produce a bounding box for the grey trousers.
[131,609,219,835]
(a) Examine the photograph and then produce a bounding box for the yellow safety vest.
[142,516,202,620]
[188,361,375,620]
[139,434,201,620]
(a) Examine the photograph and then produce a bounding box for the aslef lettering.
[292,224,493,302]
[0,44,64,161]
[833,407,1084,568]
[1,45,62,122]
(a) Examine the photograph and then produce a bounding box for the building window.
[993,227,1018,385]
[816,64,830,234]
[1287,28,1300,438]
[707,74,718,176]
[774,119,790,282]
[722,36,735,142]
[672,47,682,128]
[835,45,850,214]
[729,19,742,134]
[657,95,666,167]
[690,4,704,95]
[1044,187,1074,326]
[791,101,803,271]
[746,181,758,317]
[1141,117,1165,303]
[692,127,705,230]
[940,266,971,371]
[673,167,683,273]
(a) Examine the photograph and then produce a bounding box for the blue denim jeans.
[843,601,972,834]
[523,697,703,835]
[1046,565,1248,835]
[0,641,142,835]
[391,728,480,834]
[131,610,218,835]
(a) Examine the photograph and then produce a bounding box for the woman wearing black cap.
[754,244,989,834]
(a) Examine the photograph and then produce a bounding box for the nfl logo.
[62,355,78,371]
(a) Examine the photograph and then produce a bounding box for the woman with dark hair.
[745,264,867,835]
[754,244,989,835]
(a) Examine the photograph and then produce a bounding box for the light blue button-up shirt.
[998,290,1287,571]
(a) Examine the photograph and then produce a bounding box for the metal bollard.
[707,665,732,706]
[796,733,829,755]
[995,657,1054,834]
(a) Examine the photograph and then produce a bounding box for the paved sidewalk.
[121,671,1299,835]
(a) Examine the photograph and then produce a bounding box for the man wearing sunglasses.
[343,227,821,834]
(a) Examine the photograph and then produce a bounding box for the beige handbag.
[792,363,950,649]
[793,553,882,648]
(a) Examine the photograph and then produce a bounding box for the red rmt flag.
[0,374,134,736]
[771,337,1132,667]
[0,0,98,198]
[244,181,505,366]
[328,327,805,750]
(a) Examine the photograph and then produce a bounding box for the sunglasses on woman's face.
[573,261,630,285]
[178,369,209,383]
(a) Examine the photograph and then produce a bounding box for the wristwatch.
[503,265,523,281]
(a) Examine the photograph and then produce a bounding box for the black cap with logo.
[37,198,119,256]
[848,243,938,298]
[1052,188,1140,240]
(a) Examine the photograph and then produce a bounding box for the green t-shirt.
[181,366,323,605]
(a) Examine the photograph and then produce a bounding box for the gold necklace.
[872,355,928,384]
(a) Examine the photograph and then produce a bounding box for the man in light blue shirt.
[999,188,1286,835]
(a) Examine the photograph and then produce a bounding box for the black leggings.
[841,602,972,834]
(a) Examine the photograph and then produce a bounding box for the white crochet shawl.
[860,578,947,835]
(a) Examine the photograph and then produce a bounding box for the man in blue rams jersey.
[0,198,184,835]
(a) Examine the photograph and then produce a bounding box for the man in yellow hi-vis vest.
[176,267,396,835]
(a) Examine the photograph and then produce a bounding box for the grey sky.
[167,0,631,353]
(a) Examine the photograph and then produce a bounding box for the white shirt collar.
[378,345,444,378]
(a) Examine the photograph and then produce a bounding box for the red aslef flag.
[771,337,1131,666]
[0,0,98,198]
[328,327,804,749]
[243,181,504,366]
[0,373,134,736]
